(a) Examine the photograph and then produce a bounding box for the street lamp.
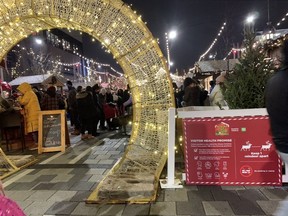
[245,13,258,34]
[35,38,43,45]
[246,15,255,24]
[34,37,44,56]
[168,30,177,40]
[165,30,177,71]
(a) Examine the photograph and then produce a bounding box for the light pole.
[245,14,257,34]
[165,30,177,71]
[34,37,45,75]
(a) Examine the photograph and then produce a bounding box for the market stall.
[0,92,37,179]
[0,79,11,98]
[9,74,66,90]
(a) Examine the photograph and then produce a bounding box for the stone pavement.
[2,129,288,216]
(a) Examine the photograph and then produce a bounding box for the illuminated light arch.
[0,0,174,202]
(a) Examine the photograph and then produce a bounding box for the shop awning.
[9,74,65,87]
[195,59,239,74]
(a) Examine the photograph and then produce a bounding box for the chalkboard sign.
[38,110,66,154]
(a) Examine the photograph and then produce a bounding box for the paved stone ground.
[2,129,288,216]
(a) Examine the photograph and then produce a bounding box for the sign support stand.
[160,107,183,189]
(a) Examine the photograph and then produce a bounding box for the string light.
[11,45,121,82]
[199,22,227,61]
[223,49,232,60]
[10,47,64,78]
[223,48,245,60]
[72,50,123,76]
[276,11,288,27]
[12,43,124,77]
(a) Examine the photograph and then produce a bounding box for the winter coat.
[183,86,201,106]
[209,84,227,107]
[17,82,41,134]
[265,68,288,153]
[67,86,77,110]
[76,91,96,120]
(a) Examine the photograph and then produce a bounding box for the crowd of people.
[0,80,133,147]
[1,73,228,146]
[65,81,132,140]
[173,72,227,109]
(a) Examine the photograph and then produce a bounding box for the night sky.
[121,0,288,71]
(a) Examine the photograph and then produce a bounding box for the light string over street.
[72,50,123,76]
[223,49,233,60]
[276,11,288,27]
[11,46,120,82]
[223,48,246,60]
[198,22,227,61]
[12,43,124,77]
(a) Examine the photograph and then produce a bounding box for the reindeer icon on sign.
[240,141,252,151]
[260,141,273,151]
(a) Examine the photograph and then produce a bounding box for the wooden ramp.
[0,148,37,179]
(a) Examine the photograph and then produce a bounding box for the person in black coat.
[265,40,288,216]
[183,77,201,107]
[67,81,80,135]
[76,86,96,140]
[87,85,101,136]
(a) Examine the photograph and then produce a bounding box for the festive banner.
[183,116,282,185]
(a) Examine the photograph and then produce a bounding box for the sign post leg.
[160,107,183,188]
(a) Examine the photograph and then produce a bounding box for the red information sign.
[183,116,282,185]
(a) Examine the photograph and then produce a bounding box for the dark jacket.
[183,86,201,106]
[265,68,288,153]
[76,91,96,120]
[67,86,77,110]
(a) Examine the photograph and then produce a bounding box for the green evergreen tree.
[223,30,275,109]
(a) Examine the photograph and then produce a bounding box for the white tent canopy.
[9,74,65,87]
[195,59,239,74]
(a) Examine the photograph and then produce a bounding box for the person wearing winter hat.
[17,82,41,149]
[41,86,65,110]
[183,77,201,107]
[209,71,227,107]
[215,71,226,84]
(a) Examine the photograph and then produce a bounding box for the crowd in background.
[1,80,132,146]
[173,72,227,109]
[1,72,228,146]
[65,81,132,140]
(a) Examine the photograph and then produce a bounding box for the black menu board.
[38,110,66,154]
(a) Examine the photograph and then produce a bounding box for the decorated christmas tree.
[223,30,275,109]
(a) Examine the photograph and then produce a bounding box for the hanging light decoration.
[199,22,227,61]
